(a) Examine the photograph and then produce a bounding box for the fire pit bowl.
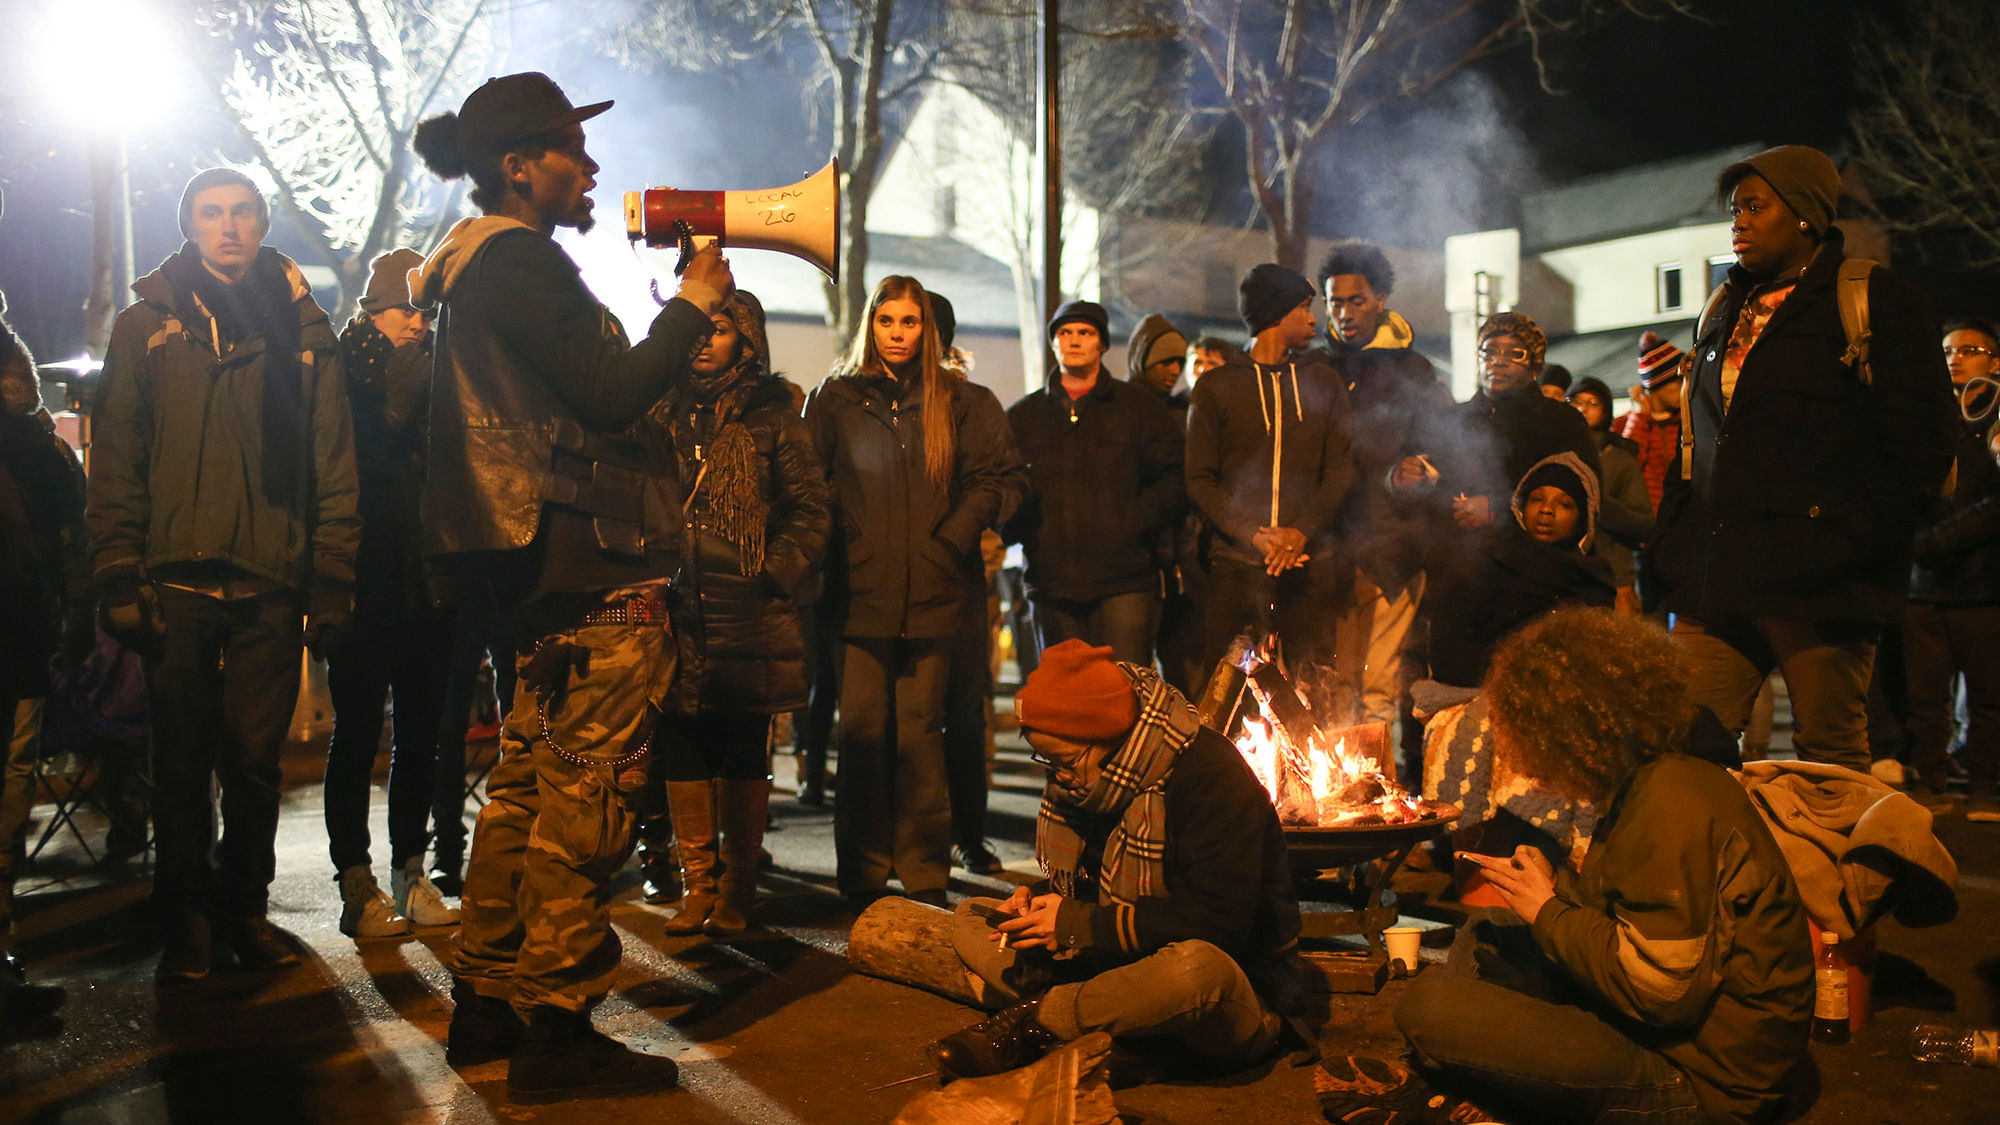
[1282,801,1461,872]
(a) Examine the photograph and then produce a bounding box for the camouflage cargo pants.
[449,591,674,1016]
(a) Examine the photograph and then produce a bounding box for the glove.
[99,571,163,654]
[304,586,353,660]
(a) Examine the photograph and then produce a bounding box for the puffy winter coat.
[805,371,1024,639]
[87,247,358,594]
[1004,367,1184,602]
[1909,422,2000,606]
[646,375,830,715]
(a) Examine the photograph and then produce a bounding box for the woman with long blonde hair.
[803,276,1024,906]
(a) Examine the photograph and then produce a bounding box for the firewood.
[846,896,983,1006]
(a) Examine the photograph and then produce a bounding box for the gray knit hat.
[1717,145,1842,237]
[359,249,425,313]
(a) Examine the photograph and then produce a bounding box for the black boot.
[637,817,681,905]
[926,998,1063,1080]
[507,1005,680,1104]
[446,978,523,1067]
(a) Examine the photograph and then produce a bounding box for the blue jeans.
[950,898,1280,1067]
[1395,917,1705,1124]
[1032,591,1159,666]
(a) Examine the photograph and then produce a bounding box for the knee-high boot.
[706,778,770,935]
[661,781,718,935]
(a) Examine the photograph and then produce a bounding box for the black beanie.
[929,291,958,350]
[1238,264,1315,336]
[1047,299,1107,343]
[1717,145,1841,237]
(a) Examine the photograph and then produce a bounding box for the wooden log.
[846,896,983,1005]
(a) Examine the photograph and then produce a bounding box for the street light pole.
[1039,0,1061,330]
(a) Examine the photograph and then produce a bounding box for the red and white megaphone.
[624,160,840,282]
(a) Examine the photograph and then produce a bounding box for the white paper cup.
[1384,926,1424,973]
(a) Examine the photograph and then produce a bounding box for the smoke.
[1312,68,1541,247]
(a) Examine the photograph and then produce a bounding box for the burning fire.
[1229,647,1425,828]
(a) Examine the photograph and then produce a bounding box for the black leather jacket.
[411,217,714,607]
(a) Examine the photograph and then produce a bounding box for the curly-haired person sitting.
[1395,608,1813,1125]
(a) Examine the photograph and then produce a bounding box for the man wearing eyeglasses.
[1902,318,2000,815]
[922,639,1305,1081]
[1652,145,1955,771]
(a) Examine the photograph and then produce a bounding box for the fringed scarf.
[674,359,769,576]
[1037,663,1201,906]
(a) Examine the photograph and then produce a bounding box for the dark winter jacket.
[1590,429,1654,589]
[1048,723,1304,1005]
[1004,366,1184,602]
[1426,453,1615,687]
[645,374,830,715]
[1421,386,1601,511]
[1320,334,1452,593]
[339,318,432,611]
[1655,227,1956,623]
[1534,752,1812,1124]
[1909,422,2000,606]
[804,370,1024,639]
[0,411,86,698]
[1186,355,1355,568]
[87,247,359,596]
[409,216,715,608]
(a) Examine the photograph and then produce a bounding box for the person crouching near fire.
[923,638,1306,1080]
[1393,608,1812,1125]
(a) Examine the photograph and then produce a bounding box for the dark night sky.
[0,0,1914,364]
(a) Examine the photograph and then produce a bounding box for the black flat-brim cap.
[457,72,612,159]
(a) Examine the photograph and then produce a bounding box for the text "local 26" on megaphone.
[623,161,840,282]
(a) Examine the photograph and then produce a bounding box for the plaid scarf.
[1037,663,1201,906]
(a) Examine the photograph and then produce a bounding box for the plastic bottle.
[1812,931,1849,1045]
[1909,1026,2000,1067]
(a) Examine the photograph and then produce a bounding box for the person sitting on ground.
[1424,452,1614,688]
[923,638,1304,1081]
[1390,608,1812,1125]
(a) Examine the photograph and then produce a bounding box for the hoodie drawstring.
[1253,363,1302,527]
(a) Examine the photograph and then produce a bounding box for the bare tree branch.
[603,0,955,339]
[1162,0,1705,270]
[194,0,498,319]
[1849,0,2000,268]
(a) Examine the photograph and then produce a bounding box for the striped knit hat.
[1637,331,1685,390]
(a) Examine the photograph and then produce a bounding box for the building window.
[935,184,957,231]
[1656,264,1684,313]
[1707,254,1733,293]
[1473,270,1501,318]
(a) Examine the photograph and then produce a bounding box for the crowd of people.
[0,65,1985,1120]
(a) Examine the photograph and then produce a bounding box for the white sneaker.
[339,866,412,939]
[394,858,460,927]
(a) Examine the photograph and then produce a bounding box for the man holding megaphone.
[408,71,732,1105]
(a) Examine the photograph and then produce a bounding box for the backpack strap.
[1837,258,1877,386]
[1695,279,1735,346]
[1680,280,1735,481]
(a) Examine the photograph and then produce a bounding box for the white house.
[1442,143,1889,404]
